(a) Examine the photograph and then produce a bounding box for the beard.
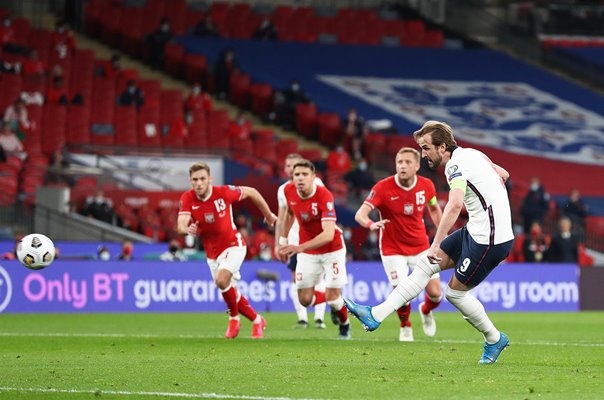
[425,154,442,169]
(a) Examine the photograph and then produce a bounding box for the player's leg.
[288,255,308,328]
[210,254,241,339]
[444,230,514,363]
[409,251,442,337]
[382,255,413,341]
[323,249,350,339]
[217,246,265,338]
[296,253,326,308]
[313,277,327,328]
[345,237,454,331]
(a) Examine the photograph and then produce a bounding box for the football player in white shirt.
[275,153,327,329]
[345,121,514,364]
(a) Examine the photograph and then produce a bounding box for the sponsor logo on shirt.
[390,196,399,201]
[192,205,200,210]
[448,172,462,181]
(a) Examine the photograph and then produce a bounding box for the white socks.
[327,296,344,311]
[446,287,500,344]
[290,282,308,322]
[372,257,440,322]
[313,279,327,321]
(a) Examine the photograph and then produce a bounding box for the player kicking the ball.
[345,121,514,364]
[177,162,277,339]
[355,147,443,342]
[278,159,351,339]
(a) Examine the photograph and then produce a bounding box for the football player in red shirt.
[177,162,277,339]
[355,147,443,341]
[278,159,351,339]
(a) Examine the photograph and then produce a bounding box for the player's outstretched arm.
[355,203,389,230]
[240,186,278,226]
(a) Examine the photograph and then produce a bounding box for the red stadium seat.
[317,112,343,148]
[114,107,138,147]
[229,71,251,108]
[250,83,274,117]
[66,106,91,146]
[184,54,208,85]
[296,102,318,139]
[164,42,185,78]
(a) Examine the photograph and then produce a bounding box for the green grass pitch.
[0,312,603,400]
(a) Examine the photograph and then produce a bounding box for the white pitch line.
[0,332,603,347]
[0,387,328,400]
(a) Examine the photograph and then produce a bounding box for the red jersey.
[179,185,245,259]
[283,182,343,255]
[364,175,437,256]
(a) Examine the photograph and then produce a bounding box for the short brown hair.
[397,147,420,162]
[413,121,457,152]
[189,162,210,176]
[293,159,315,173]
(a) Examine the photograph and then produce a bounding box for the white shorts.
[296,248,348,289]
[381,250,440,286]
[207,246,246,284]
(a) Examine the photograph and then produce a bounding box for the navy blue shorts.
[440,227,514,287]
[287,253,297,272]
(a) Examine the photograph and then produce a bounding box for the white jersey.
[277,177,324,245]
[444,147,514,245]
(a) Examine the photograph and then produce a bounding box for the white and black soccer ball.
[16,233,56,270]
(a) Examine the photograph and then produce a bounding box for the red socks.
[311,291,326,306]
[221,286,239,317]
[238,295,258,322]
[421,295,442,314]
[396,304,411,327]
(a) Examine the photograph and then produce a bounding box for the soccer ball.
[16,233,56,270]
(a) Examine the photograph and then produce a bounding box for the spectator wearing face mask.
[272,79,309,130]
[185,83,213,114]
[97,245,111,261]
[361,230,381,261]
[345,158,375,201]
[118,239,134,261]
[147,17,173,69]
[118,80,144,108]
[160,239,187,261]
[521,177,550,234]
[214,48,238,100]
[344,108,368,161]
[255,243,274,261]
[227,112,252,145]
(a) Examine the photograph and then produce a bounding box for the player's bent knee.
[445,287,467,304]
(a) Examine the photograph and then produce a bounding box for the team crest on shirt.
[404,203,414,215]
[296,272,303,282]
[390,271,398,280]
[300,212,310,221]
[204,213,215,223]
